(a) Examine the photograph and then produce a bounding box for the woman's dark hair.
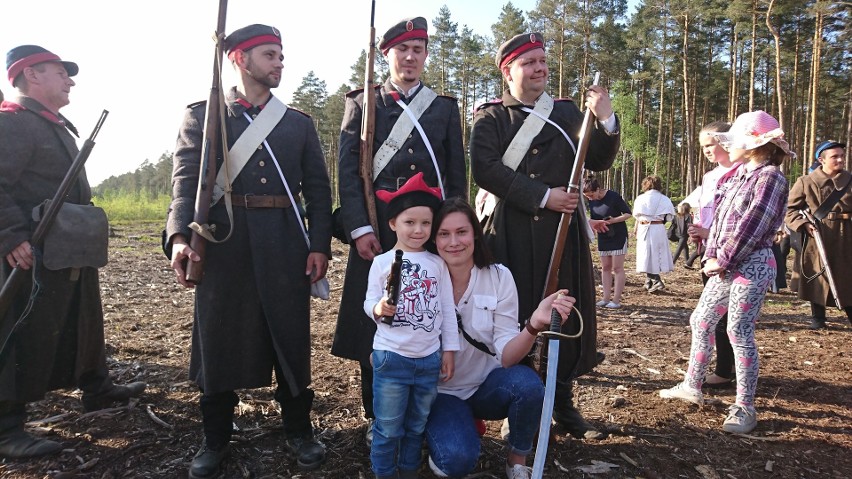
[432,196,495,269]
[583,177,601,193]
[641,175,662,192]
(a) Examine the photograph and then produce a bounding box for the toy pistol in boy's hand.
[382,250,404,325]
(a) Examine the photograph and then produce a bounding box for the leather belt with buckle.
[639,220,664,225]
[230,194,293,209]
[825,212,852,220]
[374,177,409,192]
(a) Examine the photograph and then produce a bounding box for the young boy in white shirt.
[364,172,459,479]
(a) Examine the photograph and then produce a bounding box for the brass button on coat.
[410,164,416,170]
[532,148,539,154]
[260,178,267,184]
[408,148,414,154]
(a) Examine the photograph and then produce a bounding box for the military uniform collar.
[384,78,422,103]
[501,90,542,108]
[810,165,850,188]
[11,95,79,137]
[227,87,274,115]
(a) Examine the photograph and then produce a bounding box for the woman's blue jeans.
[371,349,441,477]
[425,365,543,478]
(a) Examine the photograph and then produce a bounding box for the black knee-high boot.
[553,379,606,440]
[189,391,238,479]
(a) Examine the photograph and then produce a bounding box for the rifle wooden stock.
[185,0,228,285]
[542,73,600,300]
[359,0,381,242]
[0,111,108,364]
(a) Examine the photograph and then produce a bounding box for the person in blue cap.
[0,45,145,459]
[786,140,852,329]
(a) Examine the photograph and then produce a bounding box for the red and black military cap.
[6,45,78,86]
[379,17,428,54]
[496,32,545,68]
[224,24,282,56]
[376,172,442,219]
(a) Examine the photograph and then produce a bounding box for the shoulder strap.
[456,311,495,357]
[476,93,557,221]
[502,92,553,170]
[211,96,288,206]
[372,87,439,182]
[813,174,852,221]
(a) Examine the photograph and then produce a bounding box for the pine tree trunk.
[807,10,823,163]
[681,13,695,194]
[748,1,757,111]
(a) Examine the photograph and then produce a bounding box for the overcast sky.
[1,0,555,185]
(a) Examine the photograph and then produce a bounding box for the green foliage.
[94,190,171,223]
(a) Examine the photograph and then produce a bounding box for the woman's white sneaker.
[506,463,532,479]
[658,382,704,406]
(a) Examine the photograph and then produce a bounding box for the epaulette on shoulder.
[187,100,205,109]
[345,84,381,98]
[554,97,574,102]
[437,94,457,101]
[287,105,311,118]
[475,98,503,111]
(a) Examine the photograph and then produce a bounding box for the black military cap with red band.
[496,32,545,68]
[379,17,429,54]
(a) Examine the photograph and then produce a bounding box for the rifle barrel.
[542,73,600,299]
[185,0,229,285]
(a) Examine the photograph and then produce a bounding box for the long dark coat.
[165,88,332,396]
[331,80,466,362]
[785,168,852,308]
[470,92,619,379]
[0,96,109,403]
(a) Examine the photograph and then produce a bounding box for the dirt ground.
[1,221,850,478]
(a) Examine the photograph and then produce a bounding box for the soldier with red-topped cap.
[164,24,332,477]
[470,33,620,446]
[0,45,146,459]
[331,16,466,447]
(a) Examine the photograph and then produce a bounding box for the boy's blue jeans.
[371,349,441,477]
[425,365,544,478]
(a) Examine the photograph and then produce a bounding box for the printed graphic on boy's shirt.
[391,259,438,331]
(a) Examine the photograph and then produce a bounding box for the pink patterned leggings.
[684,248,776,407]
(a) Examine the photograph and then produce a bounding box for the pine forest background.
[94,0,851,220]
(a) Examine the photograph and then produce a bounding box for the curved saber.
[531,309,561,478]
[531,304,583,478]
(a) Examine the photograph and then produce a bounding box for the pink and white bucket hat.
[714,110,795,158]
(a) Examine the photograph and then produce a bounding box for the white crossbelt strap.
[372,87,439,182]
[211,96,288,206]
[478,93,569,220]
[394,93,446,198]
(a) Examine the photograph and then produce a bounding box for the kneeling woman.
[425,197,575,478]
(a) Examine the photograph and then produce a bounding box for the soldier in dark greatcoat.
[470,33,619,440]
[164,25,333,478]
[0,45,145,459]
[330,16,466,444]
[786,140,852,329]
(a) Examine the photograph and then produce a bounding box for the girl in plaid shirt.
[659,111,792,434]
